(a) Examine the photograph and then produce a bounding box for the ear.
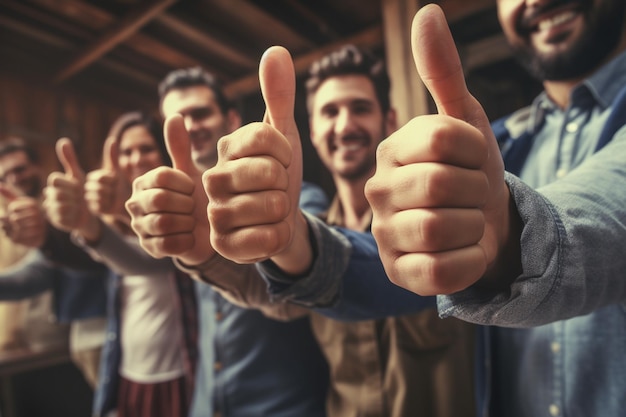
[384,107,398,136]
[308,118,315,143]
[226,109,242,133]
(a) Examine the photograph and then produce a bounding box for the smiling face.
[118,125,164,183]
[0,150,41,197]
[310,74,393,181]
[161,85,233,170]
[497,0,626,80]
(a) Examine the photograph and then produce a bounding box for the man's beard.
[511,0,626,81]
[337,154,376,182]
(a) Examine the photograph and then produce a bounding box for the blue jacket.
[258,61,626,417]
[0,250,107,323]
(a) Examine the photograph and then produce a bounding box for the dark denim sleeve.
[0,250,54,299]
[314,227,436,321]
[300,181,329,216]
[258,213,435,322]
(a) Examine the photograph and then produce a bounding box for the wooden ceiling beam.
[208,0,316,51]
[27,0,115,26]
[224,25,384,99]
[29,0,217,77]
[461,33,511,72]
[54,0,178,83]
[154,13,257,71]
[281,0,342,40]
[439,0,497,23]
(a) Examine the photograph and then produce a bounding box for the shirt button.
[549,404,560,416]
[565,122,579,133]
[215,311,224,321]
[214,361,222,372]
[556,168,568,179]
[551,342,561,353]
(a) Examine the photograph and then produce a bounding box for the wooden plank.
[26,0,201,71]
[154,13,257,71]
[382,0,431,125]
[461,34,512,71]
[125,33,200,70]
[27,0,114,27]
[0,345,71,376]
[54,0,179,83]
[439,0,497,23]
[30,86,56,138]
[282,0,342,40]
[224,25,384,99]
[207,0,316,51]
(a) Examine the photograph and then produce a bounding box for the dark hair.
[0,137,39,164]
[158,67,232,115]
[305,44,391,114]
[107,111,172,168]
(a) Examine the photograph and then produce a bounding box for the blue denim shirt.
[437,51,626,417]
[190,286,329,417]
[260,53,626,417]
[0,249,108,323]
[189,181,330,417]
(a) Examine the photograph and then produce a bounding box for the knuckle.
[364,176,388,205]
[375,139,393,163]
[422,166,450,204]
[264,191,289,220]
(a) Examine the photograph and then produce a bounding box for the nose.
[129,150,143,167]
[184,114,201,134]
[334,108,356,137]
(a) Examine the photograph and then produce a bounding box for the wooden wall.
[0,70,155,176]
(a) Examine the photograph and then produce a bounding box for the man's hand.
[44,138,101,241]
[126,115,214,266]
[364,4,513,296]
[203,46,311,275]
[0,183,46,248]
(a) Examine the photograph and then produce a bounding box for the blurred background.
[0,0,542,196]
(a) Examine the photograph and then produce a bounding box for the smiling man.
[363,1,626,416]
[196,1,626,416]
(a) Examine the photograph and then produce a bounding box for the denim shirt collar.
[527,50,626,133]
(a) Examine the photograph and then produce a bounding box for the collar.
[526,50,626,133]
[325,196,372,232]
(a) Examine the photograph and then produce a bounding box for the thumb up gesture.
[204,46,311,275]
[126,115,215,266]
[0,182,46,248]
[85,135,130,220]
[44,138,101,241]
[365,5,515,296]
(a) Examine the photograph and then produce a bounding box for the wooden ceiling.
[0,0,502,109]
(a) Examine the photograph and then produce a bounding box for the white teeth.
[537,10,577,31]
[336,143,361,152]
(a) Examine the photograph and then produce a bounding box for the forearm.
[0,250,53,299]
[258,213,435,321]
[40,224,104,271]
[439,157,626,327]
[73,222,171,276]
[175,256,309,321]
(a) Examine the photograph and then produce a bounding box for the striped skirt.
[117,375,189,417]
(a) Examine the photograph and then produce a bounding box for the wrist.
[270,211,313,276]
[79,215,103,245]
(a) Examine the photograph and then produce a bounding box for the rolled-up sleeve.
[439,129,626,327]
